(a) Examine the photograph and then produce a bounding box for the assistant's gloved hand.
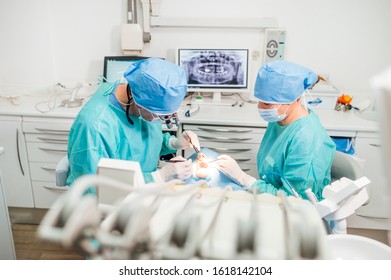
[152,156,193,183]
[169,130,201,151]
[217,155,256,189]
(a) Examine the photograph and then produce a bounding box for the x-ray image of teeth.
[180,50,247,87]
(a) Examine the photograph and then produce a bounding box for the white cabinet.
[0,147,16,259]
[347,132,391,230]
[0,116,34,207]
[183,124,265,178]
[22,117,73,209]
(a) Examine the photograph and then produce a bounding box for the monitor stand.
[194,91,237,106]
[212,92,222,103]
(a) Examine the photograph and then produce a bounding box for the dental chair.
[56,151,363,188]
[40,154,391,260]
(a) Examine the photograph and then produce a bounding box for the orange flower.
[337,94,353,105]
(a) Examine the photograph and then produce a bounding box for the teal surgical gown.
[251,110,336,201]
[66,83,176,187]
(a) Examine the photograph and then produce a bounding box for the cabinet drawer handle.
[37,137,68,144]
[208,147,252,152]
[38,147,67,153]
[43,185,68,191]
[35,128,70,133]
[197,127,253,133]
[16,129,25,175]
[235,159,251,162]
[199,135,252,141]
[242,168,250,172]
[370,144,381,148]
[41,167,56,172]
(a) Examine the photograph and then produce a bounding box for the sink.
[325,234,391,259]
[353,109,380,122]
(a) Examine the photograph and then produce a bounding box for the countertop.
[177,96,379,134]
[0,92,380,134]
[0,95,85,119]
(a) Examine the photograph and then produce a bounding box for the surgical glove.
[169,130,201,151]
[152,156,193,183]
[217,155,256,189]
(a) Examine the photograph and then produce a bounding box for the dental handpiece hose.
[305,188,319,204]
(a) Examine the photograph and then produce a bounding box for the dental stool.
[56,156,70,187]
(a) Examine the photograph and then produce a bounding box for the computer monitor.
[176,49,249,101]
[103,56,149,83]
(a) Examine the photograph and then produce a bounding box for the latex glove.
[152,156,193,183]
[217,155,256,189]
[169,130,201,151]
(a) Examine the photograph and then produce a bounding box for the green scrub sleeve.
[144,132,177,183]
[160,132,177,156]
[67,147,108,186]
[250,179,294,197]
[143,172,154,184]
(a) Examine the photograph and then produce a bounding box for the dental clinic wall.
[1,0,390,100]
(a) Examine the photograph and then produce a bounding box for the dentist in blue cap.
[67,58,200,189]
[218,60,336,201]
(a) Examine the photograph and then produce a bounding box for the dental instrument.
[183,130,200,154]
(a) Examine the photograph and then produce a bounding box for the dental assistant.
[66,58,200,189]
[218,60,336,201]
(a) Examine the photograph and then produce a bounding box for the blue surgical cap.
[254,60,318,104]
[124,58,188,114]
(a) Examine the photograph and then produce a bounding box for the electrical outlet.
[252,50,260,60]
[263,29,286,63]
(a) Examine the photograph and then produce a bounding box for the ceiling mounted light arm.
[121,0,144,55]
[127,0,137,23]
[140,0,153,43]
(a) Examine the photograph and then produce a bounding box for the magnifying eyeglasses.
[155,112,180,129]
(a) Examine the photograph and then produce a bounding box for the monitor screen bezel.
[103,56,149,83]
[176,48,249,91]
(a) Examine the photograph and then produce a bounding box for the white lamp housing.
[121,23,143,55]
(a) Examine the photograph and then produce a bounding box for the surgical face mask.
[137,107,147,121]
[258,105,289,123]
[137,107,161,123]
[300,90,312,110]
[150,117,163,124]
